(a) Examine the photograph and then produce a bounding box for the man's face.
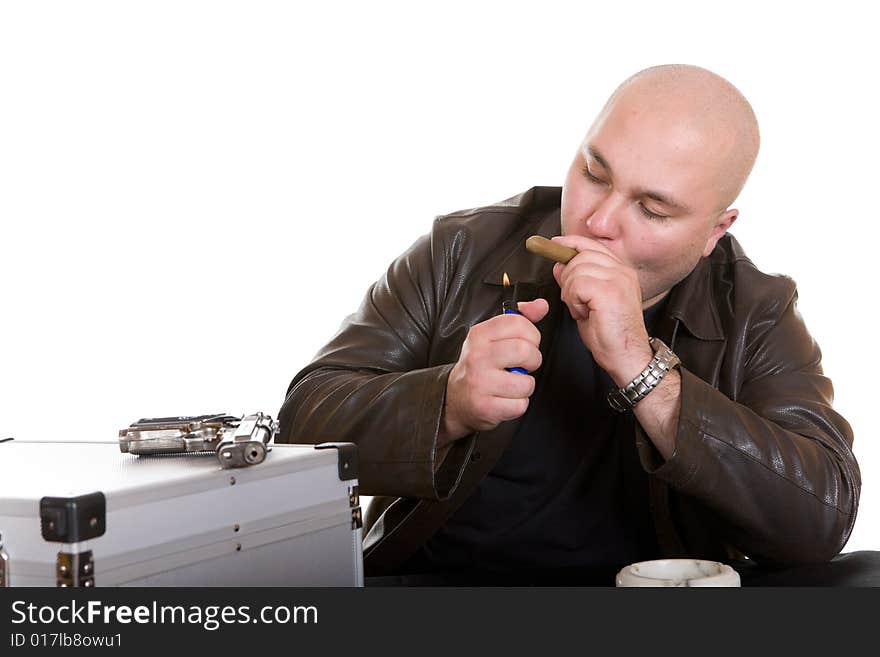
[560,95,736,306]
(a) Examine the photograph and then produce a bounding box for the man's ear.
[702,208,738,257]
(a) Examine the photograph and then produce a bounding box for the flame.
[502,272,510,287]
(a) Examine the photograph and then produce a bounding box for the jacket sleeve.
[277,220,474,501]
[638,289,860,565]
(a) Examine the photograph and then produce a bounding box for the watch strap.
[607,337,681,413]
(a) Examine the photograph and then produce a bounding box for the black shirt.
[411,298,667,582]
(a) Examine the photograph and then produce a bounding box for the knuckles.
[456,313,544,429]
[507,397,530,420]
[470,396,493,421]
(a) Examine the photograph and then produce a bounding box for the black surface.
[366,550,880,587]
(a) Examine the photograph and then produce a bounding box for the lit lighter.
[502,272,528,374]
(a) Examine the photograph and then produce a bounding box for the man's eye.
[638,203,669,222]
[581,163,607,185]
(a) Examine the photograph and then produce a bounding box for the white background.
[1,1,877,553]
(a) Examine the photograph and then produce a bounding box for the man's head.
[560,64,760,306]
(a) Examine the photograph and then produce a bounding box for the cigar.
[525,235,577,265]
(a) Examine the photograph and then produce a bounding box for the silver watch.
[607,338,681,413]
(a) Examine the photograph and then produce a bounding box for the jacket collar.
[663,255,725,341]
[481,186,727,342]
[481,188,561,289]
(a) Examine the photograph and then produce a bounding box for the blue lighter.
[502,272,528,374]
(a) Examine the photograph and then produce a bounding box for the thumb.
[552,262,564,286]
[517,298,550,323]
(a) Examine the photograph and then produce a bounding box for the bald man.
[278,65,860,585]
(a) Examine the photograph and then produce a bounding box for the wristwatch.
[607,337,681,413]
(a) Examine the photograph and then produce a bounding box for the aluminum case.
[0,440,363,587]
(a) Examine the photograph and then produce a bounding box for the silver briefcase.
[0,440,363,587]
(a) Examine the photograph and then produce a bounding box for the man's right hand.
[440,298,550,445]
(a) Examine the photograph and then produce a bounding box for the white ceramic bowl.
[616,559,741,587]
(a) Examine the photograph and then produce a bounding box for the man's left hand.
[550,234,654,387]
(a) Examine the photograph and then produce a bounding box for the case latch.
[349,485,362,529]
[56,550,95,588]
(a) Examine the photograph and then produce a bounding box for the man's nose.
[585,193,624,240]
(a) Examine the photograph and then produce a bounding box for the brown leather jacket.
[278,186,860,575]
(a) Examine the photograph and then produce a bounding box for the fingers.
[477,367,537,399]
[516,298,550,323]
[489,338,543,373]
[553,242,623,273]
[550,241,624,290]
[551,234,621,262]
[484,396,531,424]
[462,371,535,428]
[444,312,545,434]
[466,321,543,372]
[477,312,542,346]
[443,364,534,439]
[551,248,639,319]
